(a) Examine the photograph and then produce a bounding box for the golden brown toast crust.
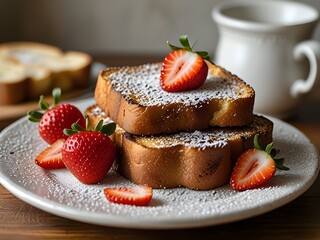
[86,105,273,190]
[94,63,255,135]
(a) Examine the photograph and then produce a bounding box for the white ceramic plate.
[0,98,319,229]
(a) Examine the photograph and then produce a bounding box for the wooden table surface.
[0,55,319,240]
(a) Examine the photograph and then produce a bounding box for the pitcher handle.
[291,40,320,97]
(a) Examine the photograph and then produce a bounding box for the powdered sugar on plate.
[0,98,318,229]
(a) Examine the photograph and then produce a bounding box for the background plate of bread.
[0,42,104,122]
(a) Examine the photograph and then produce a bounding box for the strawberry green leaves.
[27,111,43,122]
[167,35,211,61]
[27,87,62,122]
[63,115,116,137]
[253,134,289,170]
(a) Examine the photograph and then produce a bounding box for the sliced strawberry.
[160,49,208,92]
[160,35,211,92]
[104,186,153,206]
[35,139,65,169]
[230,149,276,191]
[230,134,289,191]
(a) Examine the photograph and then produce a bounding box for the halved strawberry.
[104,186,153,206]
[160,35,210,92]
[230,134,289,191]
[35,139,65,169]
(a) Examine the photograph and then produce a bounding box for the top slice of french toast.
[94,62,255,135]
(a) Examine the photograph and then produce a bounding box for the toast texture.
[94,62,255,135]
[86,105,273,190]
[0,42,92,104]
[0,58,28,105]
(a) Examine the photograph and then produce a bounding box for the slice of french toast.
[94,62,255,135]
[85,105,273,190]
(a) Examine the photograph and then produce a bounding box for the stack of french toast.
[86,58,274,190]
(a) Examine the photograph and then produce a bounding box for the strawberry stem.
[64,116,116,137]
[167,35,212,61]
[39,96,49,111]
[71,122,85,132]
[63,129,77,136]
[253,134,289,171]
[52,88,61,106]
[85,114,92,130]
[94,119,104,132]
[100,122,116,136]
[63,121,85,136]
[195,51,211,61]
[167,42,182,51]
[275,158,289,170]
[179,35,192,51]
[265,142,273,155]
[27,111,43,122]
[27,87,63,123]
[253,134,263,150]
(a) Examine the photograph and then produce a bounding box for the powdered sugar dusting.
[0,99,318,229]
[135,130,227,149]
[90,106,106,117]
[90,105,227,149]
[106,63,242,107]
[90,106,270,149]
[132,116,271,149]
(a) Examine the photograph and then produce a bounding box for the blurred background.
[1,0,320,57]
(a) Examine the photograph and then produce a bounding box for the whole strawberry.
[27,88,85,144]
[62,119,116,184]
[160,35,211,92]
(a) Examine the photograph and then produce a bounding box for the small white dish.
[0,98,319,229]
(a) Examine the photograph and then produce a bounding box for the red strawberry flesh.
[230,149,276,191]
[104,186,153,206]
[160,49,208,92]
[35,139,65,169]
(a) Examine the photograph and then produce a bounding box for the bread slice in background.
[0,58,28,105]
[24,65,53,99]
[95,62,255,135]
[0,41,63,61]
[86,105,273,190]
[0,42,92,105]
[43,51,92,91]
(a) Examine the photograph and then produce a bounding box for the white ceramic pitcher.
[212,0,320,118]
